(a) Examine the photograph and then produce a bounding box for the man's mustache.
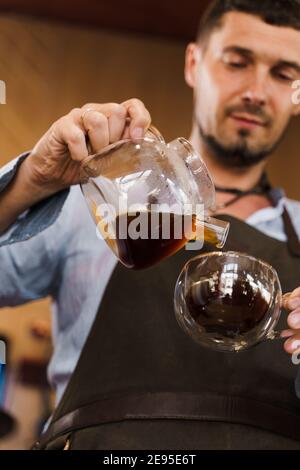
[225,104,272,126]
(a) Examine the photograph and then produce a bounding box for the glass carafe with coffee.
[80,126,229,269]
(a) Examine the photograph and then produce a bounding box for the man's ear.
[291,80,300,116]
[184,43,200,89]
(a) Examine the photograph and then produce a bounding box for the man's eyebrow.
[222,46,254,57]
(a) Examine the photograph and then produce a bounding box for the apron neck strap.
[216,173,300,257]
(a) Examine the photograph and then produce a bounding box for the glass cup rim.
[181,250,280,278]
[181,250,282,306]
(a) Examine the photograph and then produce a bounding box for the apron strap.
[268,187,300,257]
[216,174,300,258]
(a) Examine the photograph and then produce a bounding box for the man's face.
[185,12,300,167]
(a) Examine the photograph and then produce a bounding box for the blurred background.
[0,0,299,449]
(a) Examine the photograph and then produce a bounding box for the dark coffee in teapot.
[112,211,221,269]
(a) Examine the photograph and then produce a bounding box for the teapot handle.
[144,125,165,144]
[84,121,164,155]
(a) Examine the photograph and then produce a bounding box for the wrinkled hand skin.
[26,99,151,192]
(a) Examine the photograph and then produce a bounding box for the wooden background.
[0,0,211,41]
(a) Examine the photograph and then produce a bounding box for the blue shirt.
[0,155,300,404]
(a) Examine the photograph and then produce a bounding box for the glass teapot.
[80,126,229,269]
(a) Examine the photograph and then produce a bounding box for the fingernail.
[281,329,294,338]
[291,340,300,351]
[132,127,144,139]
[290,314,300,328]
[289,298,300,310]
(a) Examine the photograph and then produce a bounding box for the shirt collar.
[246,189,286,225]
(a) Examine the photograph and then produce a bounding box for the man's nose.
[242,70,269,107]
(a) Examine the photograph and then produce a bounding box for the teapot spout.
[202,215,230,248]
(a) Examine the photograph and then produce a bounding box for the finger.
[108,105,127,143]
[81,102,125,116]
[81,110,109,153]
[121,119,132,140]
[281,329,295,338]
[121,98,151,139]
[283,331,300,354]
[81,103,129,146]
[67,128,89,162]
[52,116,88,163]
[290,287,300,297]
[282,290,300,310]
[81,100,151,140]
[287,307,300,329]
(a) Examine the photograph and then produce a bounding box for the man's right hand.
[0,99,151,234]
[24,99,151,195]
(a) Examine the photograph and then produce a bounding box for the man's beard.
[199,124,279,169]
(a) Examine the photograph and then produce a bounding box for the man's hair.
[197,0,300,42]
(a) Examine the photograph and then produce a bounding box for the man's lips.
[230,113,268,128]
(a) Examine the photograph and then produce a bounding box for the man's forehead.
[208,11,300,64]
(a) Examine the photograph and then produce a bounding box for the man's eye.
[222,52,249,69]
[276,72,293,82]
[228,62,247,68]
[273,67,296,82]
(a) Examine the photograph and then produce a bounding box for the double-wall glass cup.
[174,251,283,352]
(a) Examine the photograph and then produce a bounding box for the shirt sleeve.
[0,221,64,306]
[0,154,71,306]
[0,153,70,247]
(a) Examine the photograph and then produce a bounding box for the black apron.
[36,212,300,450]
